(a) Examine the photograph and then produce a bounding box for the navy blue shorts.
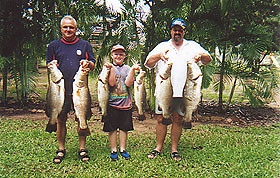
[58,94,73,119]
[102,105,134,132]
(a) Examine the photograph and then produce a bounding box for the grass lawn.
[0,117,279,177]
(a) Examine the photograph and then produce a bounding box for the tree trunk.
[143,1,156,111]
[1,66,8,104]
[218,45,227,112]
[226,77,237,110]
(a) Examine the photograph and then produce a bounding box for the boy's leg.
[119,130,127,152]
[119,130,131,159]
[148,115,167,158]
[109,130,118,152]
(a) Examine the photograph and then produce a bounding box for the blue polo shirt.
[46,38,95,95]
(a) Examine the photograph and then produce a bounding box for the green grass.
[0,117,279,177]
[201,83,249,104]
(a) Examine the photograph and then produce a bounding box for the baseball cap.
[111,44,126,53]
[171,19,186,30]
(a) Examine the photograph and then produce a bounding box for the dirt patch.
[195,101,280,127]
[1,67,279,132]
[0,98,279,134]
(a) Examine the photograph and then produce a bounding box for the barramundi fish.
[73,66,92,136]
[183,63,203,129]
[97,65,110,117]
[134,70,146,121]
[156,61,173,125]
[45,60,65,133]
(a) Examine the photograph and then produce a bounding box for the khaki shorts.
[155,97,185,117]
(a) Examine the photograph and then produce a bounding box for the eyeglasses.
[172,29,184,33]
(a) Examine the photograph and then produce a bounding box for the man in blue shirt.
[46,15,95,164]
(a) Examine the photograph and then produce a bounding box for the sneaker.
[120,150,131,159]
[110,151,118,161]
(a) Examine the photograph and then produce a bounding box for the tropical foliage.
[0,0,279,111]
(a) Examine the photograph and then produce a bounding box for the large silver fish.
[45,61,65,133]
[73,66,92,136]
[134,70,146,121]
[183,63,203,129]
[97,65,110,117]
[156,61,173,124]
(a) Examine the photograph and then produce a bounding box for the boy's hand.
[104,62,114,69]
[132,64,141,71]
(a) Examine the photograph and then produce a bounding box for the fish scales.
[156,61,173,119]
[73,66,92,136]
[182,63,203,129]
[97,66,110,117]
[134,70,146,120]
[45,62,65,133]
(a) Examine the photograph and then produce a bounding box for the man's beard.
[173,35,182,42]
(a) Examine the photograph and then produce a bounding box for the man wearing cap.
[102,44,141,161]
[46,15,95,164]
[144,19,212,160]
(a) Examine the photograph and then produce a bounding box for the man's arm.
[46,42,56,65]
[144,49,169,68]
[82,41,96,70]
[194,53,212,65]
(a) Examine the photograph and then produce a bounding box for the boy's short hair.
[111,44,126,53]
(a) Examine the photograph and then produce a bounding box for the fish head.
[166,61,173,69]
[98,66,111,83]
[74,66,89,87]
[48,62,63,83]
[136,70,146,84]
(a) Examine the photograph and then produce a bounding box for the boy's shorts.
[102,105,134,132]
[155,97,185,117]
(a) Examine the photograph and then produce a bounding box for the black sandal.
[53,149,66,164]
[147,150,161,158]
[171,152,182,161]
[162,118,172,125]
[78,149,90,162]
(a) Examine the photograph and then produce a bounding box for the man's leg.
[78,135,90,161]
[53,117,67,163]
[148,115,167,158]
[57,117,67,150]
[171,111,182,160]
